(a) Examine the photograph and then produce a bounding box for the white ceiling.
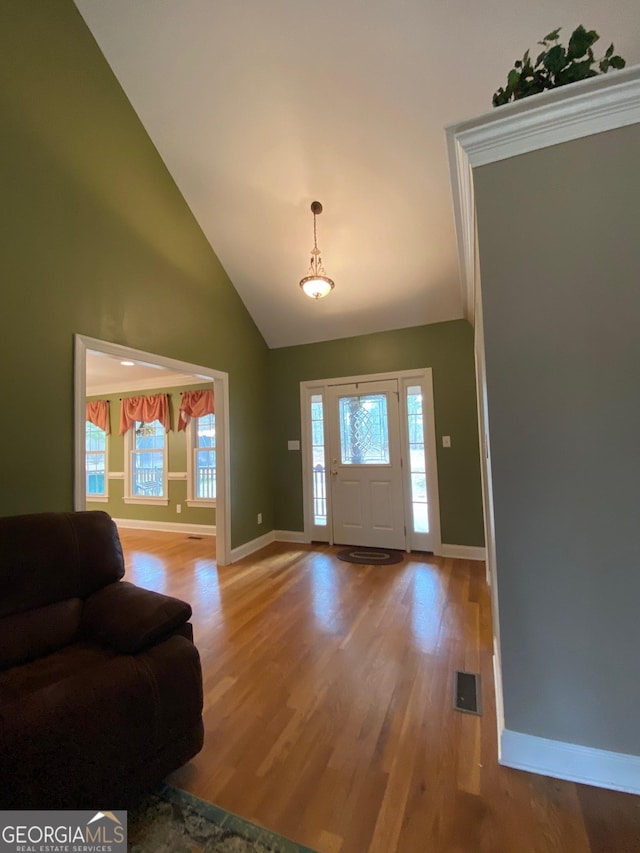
[86,350,205,395]
[75,0,640,348]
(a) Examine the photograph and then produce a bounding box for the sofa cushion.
[0,640,117,705]
[0,511,125,618]
[0,598,82,670]
[0,636,203,809]
[82,581,192,653]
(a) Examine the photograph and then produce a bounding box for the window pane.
[412,503,429,534]
[339,394,389,464]
[133,450,164,497]
[86,451,106,496]
[135,420,165,450]
[411,472,427,502]
[312,419,324,446]
[407,385,429,533]
[311,393,327,525]
[409,446,425,473]
[85,422,106,452]
[85,422,106,496]
[197,414,216,448]
[196,447,216,499]
[192,414,216,500]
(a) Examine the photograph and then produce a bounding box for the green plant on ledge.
[493,25,626,107]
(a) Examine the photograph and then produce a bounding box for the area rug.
[336,546,403,565]
[128,783,318,853]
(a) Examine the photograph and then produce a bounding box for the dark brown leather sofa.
[0,510,204,808]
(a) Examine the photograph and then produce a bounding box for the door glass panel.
[407,385,429,532]
[339,393,390,464]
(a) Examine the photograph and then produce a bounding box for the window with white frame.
[124,419,168,503]
[85,422,107,498]
[187,413,216,506]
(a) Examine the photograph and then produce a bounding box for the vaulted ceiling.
[75,1,640,348]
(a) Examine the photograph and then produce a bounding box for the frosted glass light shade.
[300,275,335,300]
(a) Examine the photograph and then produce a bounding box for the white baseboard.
[275,530,307,543]
[230,531,275,562]
[113,518,216,536]
[230,530,308,562]
[500,729,640,795]
[439,544,486,561]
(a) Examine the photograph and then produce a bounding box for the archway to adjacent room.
[73,334,231,566]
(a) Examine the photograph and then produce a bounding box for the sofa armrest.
[82,581,193,654]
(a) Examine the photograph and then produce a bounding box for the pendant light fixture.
[299,201,335,299]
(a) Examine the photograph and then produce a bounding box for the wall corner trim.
[438,544,486,561]
[230,530,307,562]
[500,729,640,795]
[230,531,276,562]
[275,530,307,543]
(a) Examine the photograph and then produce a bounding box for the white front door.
[327,380,406,549]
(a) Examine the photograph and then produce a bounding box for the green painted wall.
[0,1,272,547]
[87,384,216,526]
[269,320,485,546]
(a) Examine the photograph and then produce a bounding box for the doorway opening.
[74,334,231,566]
[300,368,441,554]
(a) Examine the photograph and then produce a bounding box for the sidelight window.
[406,386,429,533]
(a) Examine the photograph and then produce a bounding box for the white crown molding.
[448,65,640,168]
[87,373,208,396]
[113,518,216,536]
[446,65,640,322]
[501,729,640,795]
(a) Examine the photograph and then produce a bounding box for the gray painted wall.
[474,123,640,756]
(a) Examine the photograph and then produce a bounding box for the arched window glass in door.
[338,394,390,464]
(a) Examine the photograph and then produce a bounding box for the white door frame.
[300,368,442,554]
[74,334,231,566]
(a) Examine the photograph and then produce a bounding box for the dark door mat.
[336,546,404,565]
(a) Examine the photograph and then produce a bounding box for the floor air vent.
[187,535,203,540]
[454,671,482,715]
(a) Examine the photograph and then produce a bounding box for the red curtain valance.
[85,400,110,434]
[119,394,170,436]
[178,389,215,431]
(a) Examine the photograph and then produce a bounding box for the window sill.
[185,499,217,508]
[123,497,169,506]
[87,495,109,503]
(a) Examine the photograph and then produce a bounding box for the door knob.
[331,469,338,476]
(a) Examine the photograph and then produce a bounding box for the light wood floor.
[119,529,640,853]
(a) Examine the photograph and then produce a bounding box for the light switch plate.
[288,439,301,450]
[442,435,451,448]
